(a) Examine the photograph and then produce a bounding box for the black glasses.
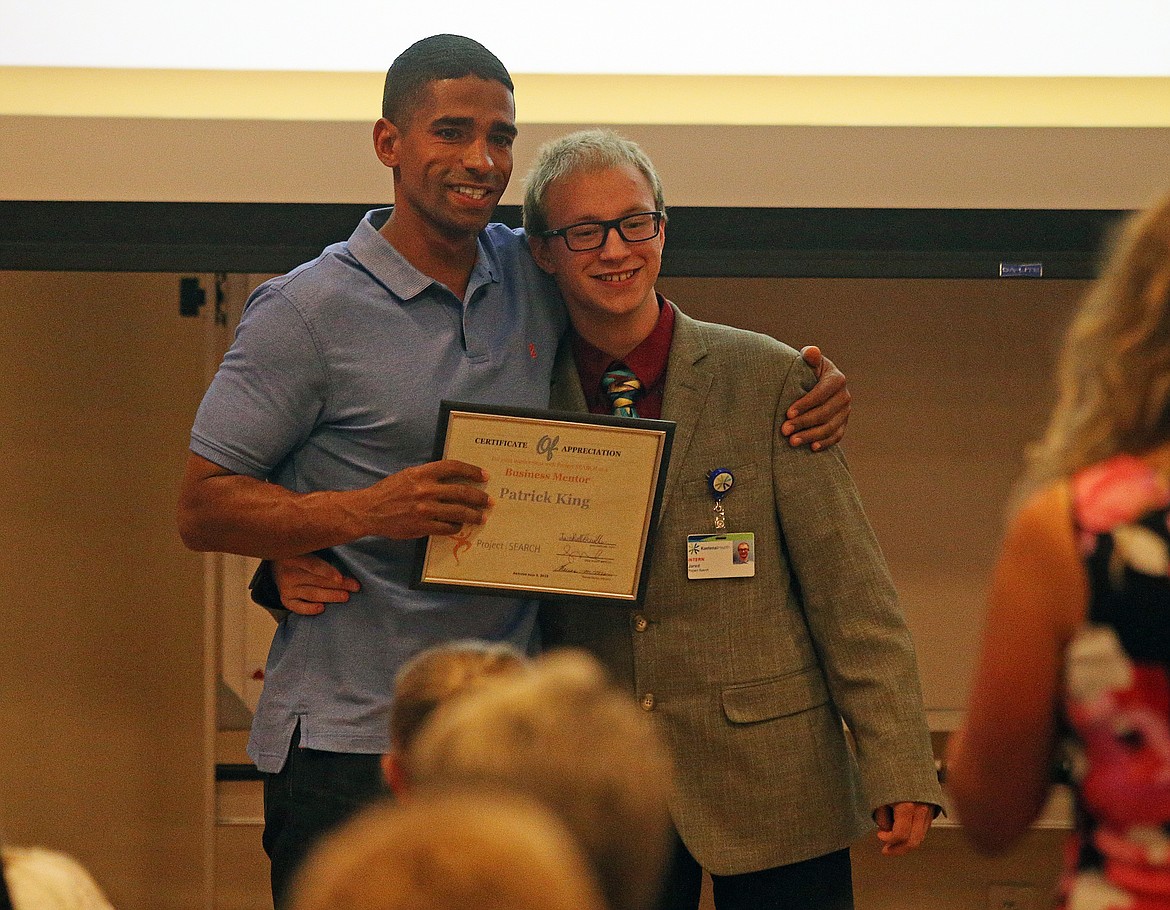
[540,211,665,252]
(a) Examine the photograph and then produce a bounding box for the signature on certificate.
[555,543,617,578]
[553,565,617,579]
[558,533,617,549]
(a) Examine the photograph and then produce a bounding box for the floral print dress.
[1062,454,1170,910]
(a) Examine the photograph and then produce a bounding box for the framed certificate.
[413,401,674,606]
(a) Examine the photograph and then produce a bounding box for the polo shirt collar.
[350,207,500,303]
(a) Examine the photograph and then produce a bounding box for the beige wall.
[3,116,1170,210]
[660,275,1082,712]
[0,271,213,909]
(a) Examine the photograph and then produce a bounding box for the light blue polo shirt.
[190,208,565,772]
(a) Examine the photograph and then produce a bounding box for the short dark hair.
[382,34,514,124]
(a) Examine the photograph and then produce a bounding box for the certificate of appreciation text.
[414,401,674,605]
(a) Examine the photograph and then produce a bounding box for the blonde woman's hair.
[1022,191,1170,496]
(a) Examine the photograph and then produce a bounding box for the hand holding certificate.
[414,401,674,605]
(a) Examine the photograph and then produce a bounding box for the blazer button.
[633,615,649,632]
[640,693,656,711]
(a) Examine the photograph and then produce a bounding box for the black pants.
[657,834,853,910]
[262,727,389,910]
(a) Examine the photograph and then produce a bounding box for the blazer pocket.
[721,666,829,724]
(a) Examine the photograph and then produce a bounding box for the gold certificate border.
[413,401,675,606]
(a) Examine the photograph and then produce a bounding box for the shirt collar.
[573,294,675,400]
[349,207,499,303]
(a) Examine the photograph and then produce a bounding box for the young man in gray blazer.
[524,129,942,910]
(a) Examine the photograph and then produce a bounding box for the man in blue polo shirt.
[177,34,849,908]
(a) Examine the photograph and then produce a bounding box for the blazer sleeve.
[770,356,943,812]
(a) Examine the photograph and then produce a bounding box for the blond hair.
[409,649,674,910]
[390,640,527,752]
[522,129,666,236]
[1022,191,1170,496]
[289,791,606,910]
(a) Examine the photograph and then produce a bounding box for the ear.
[528,234,557,276]
[373,118,402,169]
[382,749,409,795]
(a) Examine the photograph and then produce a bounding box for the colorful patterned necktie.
[602,364,642,417]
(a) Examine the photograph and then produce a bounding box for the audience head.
[382,34,514,126]
[383,640,528,793]
[1025,190,1170,491]
[0,844,115,910]
[408,648,675,910]
[289,791,607,910]
[522,128,667,237]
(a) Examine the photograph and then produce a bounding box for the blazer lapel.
[658,307,713,517]
[549,337,589,412]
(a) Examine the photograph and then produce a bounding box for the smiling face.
[531,163,664,353]
[737,542,751,562]
[375,75,516,243]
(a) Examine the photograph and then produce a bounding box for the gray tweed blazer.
[540,304,942,875]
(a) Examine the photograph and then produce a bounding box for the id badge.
[686,532,756,579]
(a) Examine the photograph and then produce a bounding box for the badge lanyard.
[707,467,734,530]
[688,467,754,580]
